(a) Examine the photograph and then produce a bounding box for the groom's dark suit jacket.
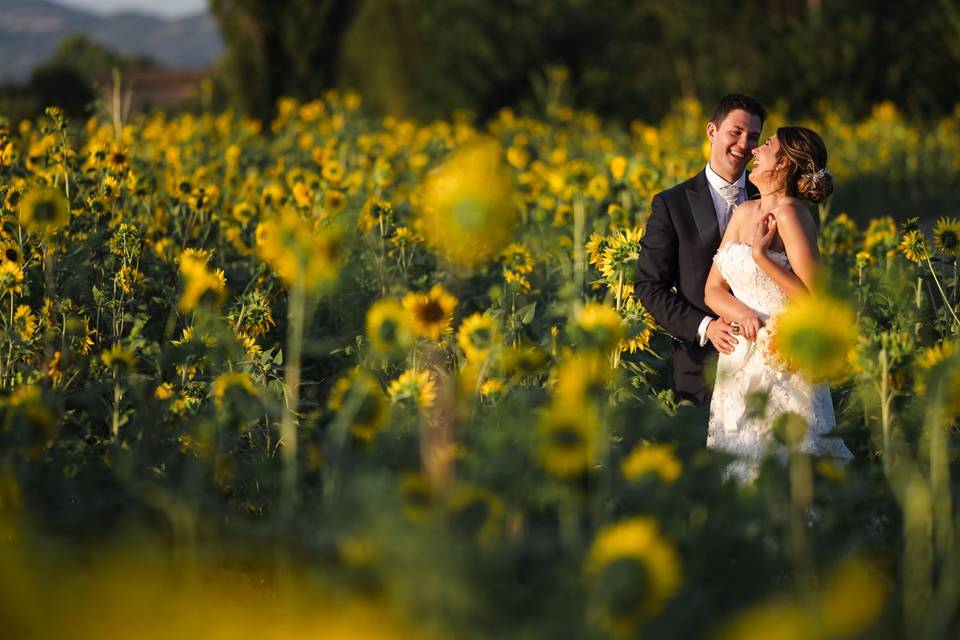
[636,169,758,406]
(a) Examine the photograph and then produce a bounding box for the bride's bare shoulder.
[729,199,759,238]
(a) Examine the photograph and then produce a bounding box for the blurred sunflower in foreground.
[328,369,390,441]
[719,554,889,640]
[419,138,517,269]
[366,298,415,357]
[769,293,858,382]
[585,517,681,635]
[538,402,600,478]
[18,185,69,235]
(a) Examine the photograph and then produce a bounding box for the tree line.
[3,0,957,125]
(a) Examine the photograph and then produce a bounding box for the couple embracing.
[636,94,852,481]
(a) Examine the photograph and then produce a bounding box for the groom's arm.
[636,193,710,344]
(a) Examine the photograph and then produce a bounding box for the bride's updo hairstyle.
[775,126,833,204]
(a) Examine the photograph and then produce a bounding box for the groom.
[636,94,766,406]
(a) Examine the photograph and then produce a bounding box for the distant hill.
[0,0,222,81]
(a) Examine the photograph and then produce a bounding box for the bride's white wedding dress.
[707,242,853,481]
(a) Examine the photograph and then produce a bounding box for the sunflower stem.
[925,255,960,331]
[574,194,585,300]
[279,275,305,524]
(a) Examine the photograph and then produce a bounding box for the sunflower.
[0,240,22,266]
[365,298,415,356]
[108,223,142,260]
[538,402,600,478]
[155,382,175,400]
[769,293,858,382]
[321,159,344,184]
[101,343,137,375]
[328,369,390,441]
[479,378,505,401]
[500,242,534,291]
[211,371,258,410]
[621,443,682,483]
[0,261,24,296]
[819,212,859,256]
[898,229,928,263]
[818,556,890,638]
[359,197,394,233]
[498,343,548,380]
[419,137,517,268]
[387,369,438,413]
[587,175,610,200]
[933,217,960,257]
[457,312,499,362]
[402,284,458,341]
[914,341,960,416]
[500,243,533,274]
[227,290,275,338]
[585,518,682,631]
[291,182,314,208]
[445,482,504,544]
[586,232,609,268]
[324,189,346,215]
[178,252,227,312]
[717,601,816,640]
[863,216,897,254]
[13,305,37,341]
[66,316,96,355]
[255,207,344,292]
[106,144,129,174]
[19,185,69,235]
[618,298,654,354]
[398,471,434,520]
[551,352,612,407]
[572,302,625,352]
[610,155,628,182]
[598,227,644,283]
[47,350,63,385]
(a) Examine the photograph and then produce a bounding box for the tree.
[209,0,362,121]
[26,35,153,118]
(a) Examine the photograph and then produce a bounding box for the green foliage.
[210,0,362,120]
[340,0,960,123]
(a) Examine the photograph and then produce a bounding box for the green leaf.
[519,302,537,325]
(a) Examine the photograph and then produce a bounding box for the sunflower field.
[1,92,960,639]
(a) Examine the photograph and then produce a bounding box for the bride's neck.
[758,184,787,211]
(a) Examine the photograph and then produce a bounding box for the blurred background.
[2,0,958,125]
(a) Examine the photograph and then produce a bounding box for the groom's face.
[706,109,762,183]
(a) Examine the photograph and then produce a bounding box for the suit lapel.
[685,170,720,249]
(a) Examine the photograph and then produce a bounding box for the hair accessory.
[803,166,829,186]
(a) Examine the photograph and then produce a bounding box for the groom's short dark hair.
[710,94,767,127]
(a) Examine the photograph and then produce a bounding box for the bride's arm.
[704,263,758,320]
[752,204,819,298]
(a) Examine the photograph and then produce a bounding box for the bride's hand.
[735,314,763,342]
[752,213,777,260]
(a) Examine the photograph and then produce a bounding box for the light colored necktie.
[717,184,743,234]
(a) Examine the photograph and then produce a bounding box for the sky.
[52,0,207,18]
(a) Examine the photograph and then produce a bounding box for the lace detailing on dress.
[711,242,790,319]
[707,242,853,482]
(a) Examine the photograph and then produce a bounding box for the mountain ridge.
[0,0,222,81]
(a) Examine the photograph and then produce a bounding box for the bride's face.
[749,136,784,188]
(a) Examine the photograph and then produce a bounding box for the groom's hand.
[705,319,738,354]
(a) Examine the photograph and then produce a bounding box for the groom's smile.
[707,108,762,183]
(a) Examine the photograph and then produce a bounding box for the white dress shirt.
[697,163,747,346]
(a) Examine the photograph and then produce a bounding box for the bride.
[703,126,853,481]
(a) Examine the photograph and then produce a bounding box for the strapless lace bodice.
[713,242,790,319]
